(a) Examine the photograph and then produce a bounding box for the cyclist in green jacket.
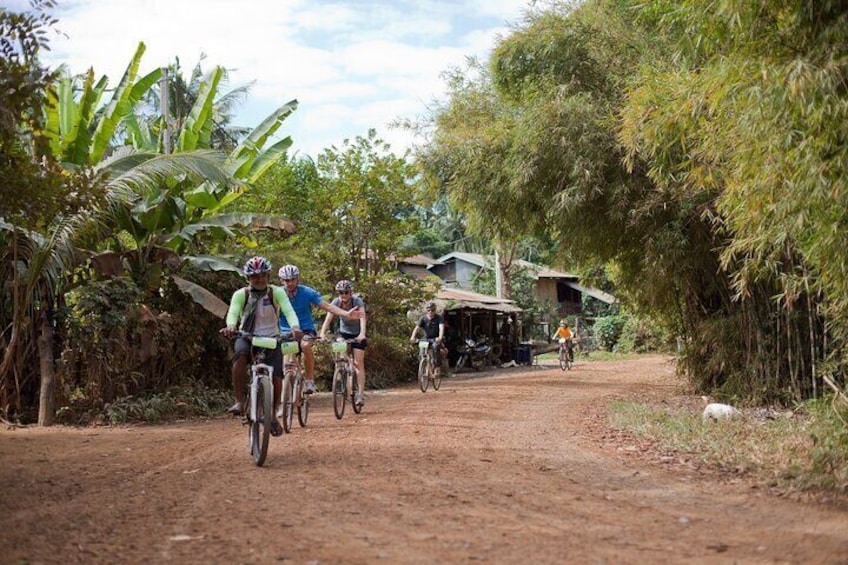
[220,256,302,436]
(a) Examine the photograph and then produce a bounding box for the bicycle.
[329,338,363,419]
[416,338,442,392]
[279,333,310,433]
[229,331,285,467]
[557,338,574,371]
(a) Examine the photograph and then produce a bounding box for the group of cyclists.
[220,256,366,436]
[221,255,578,435]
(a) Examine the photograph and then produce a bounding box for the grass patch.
[608,397,848,493]
[56,384,232,425]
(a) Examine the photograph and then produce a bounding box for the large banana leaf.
[227,99,298,178]
[178,66,224,151]
[64,70,105,164]
[246,136,294,184]
[163,224,236,248]
[170,275,230,319]
[183,255,242,273]
[123,113,156,151]
[90,42,147,164]
[200,213,296,233]
[99,150,237,195]
[162,212,296,248]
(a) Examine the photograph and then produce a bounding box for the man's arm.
[319,310,335,339]
[357,311,367,341]
[318,299,362,319]
[272,286,301,332]
[222,289,246,336]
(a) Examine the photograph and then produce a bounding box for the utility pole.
[494,248,503,298]
[160,67,171,153]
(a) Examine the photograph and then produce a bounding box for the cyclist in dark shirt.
[409,302,446,374]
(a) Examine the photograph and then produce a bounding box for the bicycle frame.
[232,332,281,467]
[280,336,304,431]
[331,338,361,418]
[332,339,356,377]
[417,339,442,392]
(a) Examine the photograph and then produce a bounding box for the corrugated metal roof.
[434,287,523,313]
[400,254,443,266]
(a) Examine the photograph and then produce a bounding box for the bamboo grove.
[418,0,848,403]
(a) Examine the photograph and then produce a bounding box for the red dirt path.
[2,355,847,564]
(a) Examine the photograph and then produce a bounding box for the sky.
[9,0,531,159]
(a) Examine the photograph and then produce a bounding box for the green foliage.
[0,0,78,226]
[593,315,627,351]
[420,0,848,403]
[616,315,671,354]
[804,397,848,491]
[103,385,232,424]
[58,274,233,411]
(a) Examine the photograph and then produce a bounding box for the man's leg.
[354,347,366,405]
[303,339,317,393]
[230,354,247,413]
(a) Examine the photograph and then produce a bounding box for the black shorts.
[233,337,283,377]
[340,332,367,350]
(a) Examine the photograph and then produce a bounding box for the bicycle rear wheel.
[250,376,273,466]
[281,371,294,433]
[332,366,346,419]
[418,356,429,392]
[297,376,309,427]
[432,360,442,390]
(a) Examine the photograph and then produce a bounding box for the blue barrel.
[514,345,531,364]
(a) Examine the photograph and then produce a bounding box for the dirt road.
[2,356,847,564]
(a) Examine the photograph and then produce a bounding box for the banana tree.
[0,147,244,424]
[45,42,160,166]
[46,43,300,313]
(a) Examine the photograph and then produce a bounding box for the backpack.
[240,286,276,333]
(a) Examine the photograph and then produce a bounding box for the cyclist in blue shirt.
[277,264,362,394]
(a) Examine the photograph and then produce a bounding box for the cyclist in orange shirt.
[552,319,574,362]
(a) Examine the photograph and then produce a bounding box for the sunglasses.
[281,278,295,282]
[338,290,351,295]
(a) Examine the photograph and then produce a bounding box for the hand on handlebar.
[220,325,237,338]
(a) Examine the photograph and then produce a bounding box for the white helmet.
[278,264,299,280]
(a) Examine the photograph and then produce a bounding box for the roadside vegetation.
[609,394,848,495]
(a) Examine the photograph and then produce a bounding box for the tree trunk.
[37,309,56,426]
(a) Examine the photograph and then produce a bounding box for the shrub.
[594,315,627,351]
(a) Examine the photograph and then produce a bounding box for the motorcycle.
[454,336,493,372]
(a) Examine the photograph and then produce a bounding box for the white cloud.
[30,0,529,158]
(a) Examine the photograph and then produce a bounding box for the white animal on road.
[701,396,741,422]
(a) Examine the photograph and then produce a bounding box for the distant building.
[428,252,615,317]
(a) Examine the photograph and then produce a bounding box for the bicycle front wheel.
[332,366,346,419]
[297,376,309,427]
[351,370,363,414]
[250,376,273,466]
[281,371,294,433]
[418,356,429,392]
